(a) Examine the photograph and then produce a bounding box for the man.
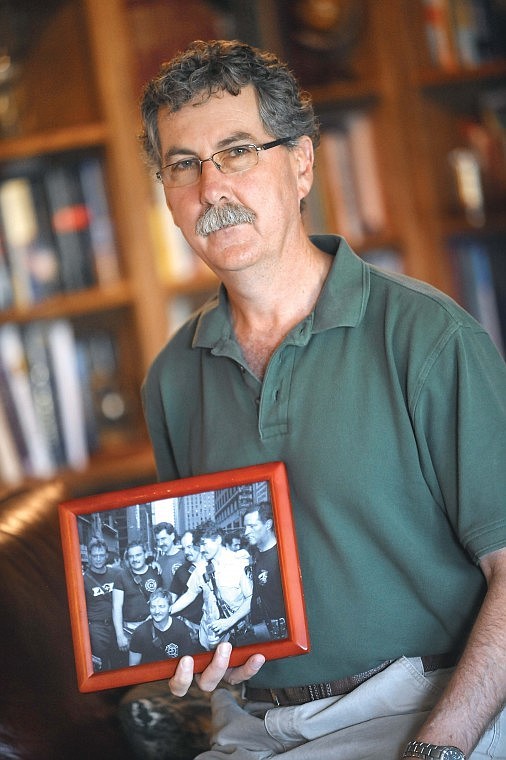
[140,40,506,759]
[112,541,162,654]
[153,521,185,588]
[83,537,122,671]
[170,521,252,651]
[224,530,244,553]
[170,529,205,638]
[129,588,195,665]
[243,502,286,642]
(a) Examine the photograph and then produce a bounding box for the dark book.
[44,160,96,292]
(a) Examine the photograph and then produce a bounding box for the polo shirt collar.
[192,235,369,351]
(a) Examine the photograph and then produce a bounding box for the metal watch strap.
[403,740,466,760]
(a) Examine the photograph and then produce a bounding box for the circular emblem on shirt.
[145,578,158,593]
[165,642,179,658]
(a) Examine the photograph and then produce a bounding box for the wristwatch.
[403,740,466,760]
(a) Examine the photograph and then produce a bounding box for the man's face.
[150,595,170,622]
[89,546,107,572]
[199,535,221,561]
[181,533,200,563]
[156,529,174,554]
[243,511,270,547]
[156,85,314,279]
[127,545,147,573]
[229,537,241,552]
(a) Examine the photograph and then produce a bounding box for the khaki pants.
[196,657,506,759]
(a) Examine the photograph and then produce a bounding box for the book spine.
[0,220,14,309]
[345,111,387,236]
[0,174,63,306]
[0,177,37,307]
[0,395,23,485]
[23,322,67,468]
[77,156,121,286]
[44,162,96,292]
[0,323,56,477]
[422,0,459,69]
[319,128,365,243]
[46,319,89,471]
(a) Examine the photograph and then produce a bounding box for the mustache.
[195,203,256,237]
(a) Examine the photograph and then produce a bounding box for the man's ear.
[295,135,314,201]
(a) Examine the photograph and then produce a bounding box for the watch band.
[403,740,466,760]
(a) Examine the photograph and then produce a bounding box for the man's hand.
[168,641,265,696]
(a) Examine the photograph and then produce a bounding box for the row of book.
[0,319,132,485]
[449,235,505,355]
[305,110,387,245]
[0,153,121,311]
[449,89,506,225]
[422,0,506,70]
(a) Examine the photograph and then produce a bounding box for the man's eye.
[228,145,253,157]
[171,158,198,173]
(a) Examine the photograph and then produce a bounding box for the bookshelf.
[265,0,505,349]
[0,0,504,495]
[0,0,167,495]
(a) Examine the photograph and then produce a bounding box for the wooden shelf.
[0,123,108,162]
[0,282,134,326]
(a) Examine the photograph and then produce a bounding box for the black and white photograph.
[60,462,310,692]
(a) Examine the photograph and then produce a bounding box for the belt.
[244,653,458,707]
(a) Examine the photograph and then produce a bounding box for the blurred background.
[0,0,504,497]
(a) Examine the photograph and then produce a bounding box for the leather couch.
[0,480,136,760]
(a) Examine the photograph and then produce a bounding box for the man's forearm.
[411,549,506,757]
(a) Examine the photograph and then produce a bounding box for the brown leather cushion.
[0,481,134,760]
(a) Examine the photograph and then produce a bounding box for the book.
[0,323,55,477]
[422,0,459,69]
[450,238,504,355]
[46,319,89,471]
[23,321,67,468]
[77,329,133,449]
[0,394,23,485]
[345,111,387,236]
[319,128,365,243]
[449,0,481,66]
[0,220,14,309]
[0,173,62,306]
[76,156,121,286]
[44,160,96,292]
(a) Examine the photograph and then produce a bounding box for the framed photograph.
[59,461,310,692]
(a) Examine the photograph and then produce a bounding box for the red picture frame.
[59,461,310,692]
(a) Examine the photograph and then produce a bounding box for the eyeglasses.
[156,136,294,188]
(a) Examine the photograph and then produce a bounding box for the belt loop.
[269,689,280,706]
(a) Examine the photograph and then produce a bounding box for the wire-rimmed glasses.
[156,136,294,188]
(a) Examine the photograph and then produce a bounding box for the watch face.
[441,749,465,760]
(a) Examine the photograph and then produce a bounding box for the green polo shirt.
[142,235,506,688]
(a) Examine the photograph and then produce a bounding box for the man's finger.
[168,655,195,696]
[223,654,266,685]
[195,642,234,692]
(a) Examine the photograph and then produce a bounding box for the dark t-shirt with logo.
[84,567,119,621]
[129,616,194,663]
[114,566,162,622]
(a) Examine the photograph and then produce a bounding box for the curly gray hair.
[140,39,320,169]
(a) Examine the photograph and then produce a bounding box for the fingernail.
[180,656,193,671]
[218,642,232,657]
